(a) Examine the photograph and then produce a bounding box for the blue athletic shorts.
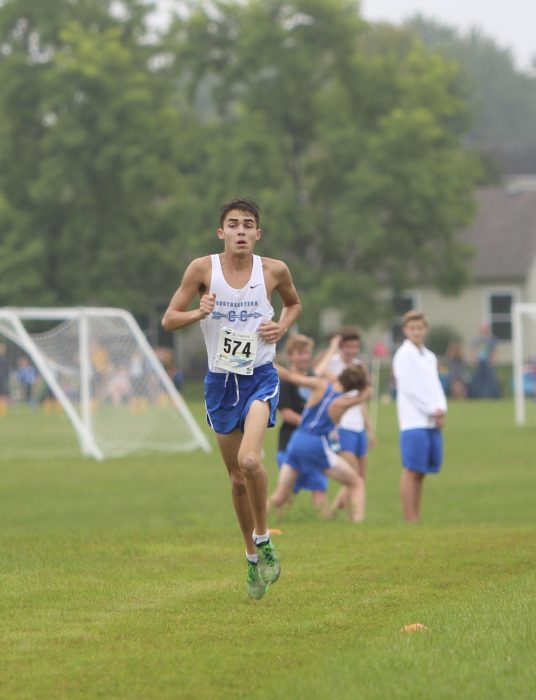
[277,450,328,493]
[400,428,443,474]
[339,428,368,457]
[285,429,338,479]
[204,363,279,434]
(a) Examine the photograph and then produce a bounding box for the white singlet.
[327,353,365,431]
[200,254,276,373]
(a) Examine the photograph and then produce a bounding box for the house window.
[392,293,417,346]
[488,292,515,341]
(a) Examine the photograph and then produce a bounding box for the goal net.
[512,302,536,426]
[0,307,211,459]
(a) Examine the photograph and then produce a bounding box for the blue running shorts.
[339,428,368,457]
[285,429,339,477]
[400,428,443,474]
[204,363,279,434]
[277,449,329,493]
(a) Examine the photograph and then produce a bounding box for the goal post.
[0,307,211,458]
[512,302,536,426]
[0,309,102,458]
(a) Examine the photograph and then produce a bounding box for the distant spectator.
[16,357,38,404]
[104,365,132,405]
[468,323,501,399]
[129,351,145,385]
[446,341,468,399]
[171,367,184,392]
[438,357,450,396]
[90,341,110,399]
[128,351,149,414]
[523,357,536,399]
[0,342,8,416]
[155,346,184,391]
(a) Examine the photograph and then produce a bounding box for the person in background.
[446,340,468,399]
[276,333,329,516]
[0,342,8,417]
[468,322,501,398]
[154,346,183,399]
[16,356,38,405]
[268,363,372,522]
[392,310,447,523]
[315,329,376,522]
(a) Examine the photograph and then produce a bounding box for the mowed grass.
[0,397,535,699]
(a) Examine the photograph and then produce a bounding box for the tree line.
[1,0,534,335]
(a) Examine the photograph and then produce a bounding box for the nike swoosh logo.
[250,284,261,289]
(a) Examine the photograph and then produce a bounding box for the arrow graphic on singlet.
[211,311,263,320]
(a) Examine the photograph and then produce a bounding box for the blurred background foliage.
[1,0,535,335]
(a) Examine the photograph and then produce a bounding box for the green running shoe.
[246,561,268,600]
[256,539,280,584]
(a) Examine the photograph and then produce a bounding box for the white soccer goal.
[0,307,211,459]
[512,302,536,426]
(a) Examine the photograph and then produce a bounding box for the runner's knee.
[229,470,247,490]
[238,451,262,476]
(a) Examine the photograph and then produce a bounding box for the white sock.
[252,530,270,546]
[246,553,259,564]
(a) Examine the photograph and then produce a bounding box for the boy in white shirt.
[392,311,447,522]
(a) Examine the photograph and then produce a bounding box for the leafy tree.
[0,0,197,312]
[0,0,481,337]
[405,16,536,147]
[164,0,479,332]
[0,192,44,303]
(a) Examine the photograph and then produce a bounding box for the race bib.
[214,327,258,375]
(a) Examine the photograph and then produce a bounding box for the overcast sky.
[362,0,536,71]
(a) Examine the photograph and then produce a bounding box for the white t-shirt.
[200,254,275,372]
[326,353,365,432]
[392,339,447,431]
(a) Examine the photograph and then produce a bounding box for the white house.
[362,184,536,364]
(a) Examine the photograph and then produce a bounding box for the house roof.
[482,144,536,176]
[462,186,536,281]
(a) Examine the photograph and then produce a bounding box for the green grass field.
[0,397,535,699]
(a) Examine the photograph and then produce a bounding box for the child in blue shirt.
[268,364,371,522]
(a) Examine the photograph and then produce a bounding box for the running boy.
[392,310,447,522]
[162,198,301,599]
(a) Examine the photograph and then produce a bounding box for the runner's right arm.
[162,258,213,331]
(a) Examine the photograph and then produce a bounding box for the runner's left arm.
[258,261,301,344]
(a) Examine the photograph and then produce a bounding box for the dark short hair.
[338,326,361,343]
[338,364,368,392]
[219,198,260,227]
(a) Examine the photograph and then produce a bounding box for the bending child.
[268,364,371,523]
[315,332,376,522]
[276,333,329,517]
